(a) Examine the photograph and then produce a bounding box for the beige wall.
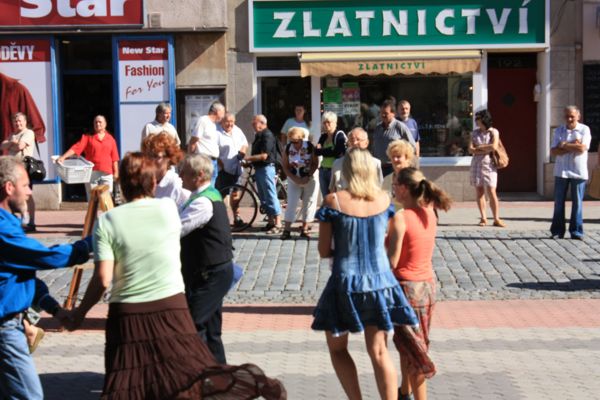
[583,1,600,61]
[175,33,227,87]
[145,0,227,29]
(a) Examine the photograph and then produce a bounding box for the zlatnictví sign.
[250,0,547,52]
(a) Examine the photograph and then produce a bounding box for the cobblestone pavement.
[38,229,600,305]
[35,300,600,400]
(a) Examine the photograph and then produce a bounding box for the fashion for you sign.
[250,0,547,51]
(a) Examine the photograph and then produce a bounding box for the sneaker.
[550,234,564,239]
[280,230,292,240]
[571,235,584,241]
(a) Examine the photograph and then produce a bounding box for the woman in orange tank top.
[387,167,452,400]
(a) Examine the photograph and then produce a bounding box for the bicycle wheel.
[276,178,288,209]
[219,184,258,232]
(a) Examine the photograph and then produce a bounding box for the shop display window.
[321,74,473,157]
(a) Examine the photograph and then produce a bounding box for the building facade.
[0,0,228,207]
[229,0,595,201]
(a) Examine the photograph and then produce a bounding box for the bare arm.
[318,221,333,258]
[188,136,199,154]
[65,260,113,330]
[57,149,76,163]
[387,212,406,271]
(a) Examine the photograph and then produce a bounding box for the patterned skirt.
[393,280,437,379]
[102,293,286,400]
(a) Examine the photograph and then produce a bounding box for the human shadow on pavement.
[507,278,600,291]
[223,305,313,315]
[500,216,553,223]
[39,317,106,331]
[40,372,103,400]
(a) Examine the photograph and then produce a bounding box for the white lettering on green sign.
[273,8,530,38]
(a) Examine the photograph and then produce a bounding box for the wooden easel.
[63,185,114,310]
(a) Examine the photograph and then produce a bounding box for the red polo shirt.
[70,132,119,175]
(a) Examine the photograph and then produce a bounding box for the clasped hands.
[54,307,86,331]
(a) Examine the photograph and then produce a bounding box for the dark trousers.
[185,261,233,364]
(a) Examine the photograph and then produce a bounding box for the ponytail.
[396,167,452,211]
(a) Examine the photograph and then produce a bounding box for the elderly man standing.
[188,102,226,186]
[329,127,383,192]
[550,105,591,240]
[216,112,248,191]
[397,99,420,157]
[179,154,234,364]
[141,102,180,146]
[244,115,282,233]
[372,99,415,177]
[0,156,92,399]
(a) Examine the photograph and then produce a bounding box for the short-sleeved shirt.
[251,128,278,167]
[141,120,180,145]
[93,197,185,303]
[191,115,219,159]
[399,117,420,142]
[69,132,119,175]
[372,119,416,164]
[285,140,315,177]
[552,122,591,180]
[7,129,35,158]
[218,125,248,175]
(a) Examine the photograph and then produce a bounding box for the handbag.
[490,131,509,169]
[588,167,600,199]
[23,142,46,181]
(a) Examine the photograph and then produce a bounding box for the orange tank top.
[394,207,436,282]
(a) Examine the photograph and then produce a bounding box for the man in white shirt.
[141,103,180,146]
[329,127,383,192]
[550,105,591,240]
[188,102,225,186]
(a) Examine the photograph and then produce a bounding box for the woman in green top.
[64,152,285,400]
[316,111,347,198]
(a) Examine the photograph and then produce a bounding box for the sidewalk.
[28,200,600,399]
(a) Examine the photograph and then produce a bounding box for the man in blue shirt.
[397,99,420,157]
[0,155,92,399]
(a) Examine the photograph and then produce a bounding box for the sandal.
[267,225,283,234]
[261,223,275,232]
[28,327,45,354]
[299,230,311,239]
[280,230,292,240]
[478,218,487,227]
[493,219,506,228]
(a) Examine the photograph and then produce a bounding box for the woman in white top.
[142,132,190,207]
[1,112,36,231]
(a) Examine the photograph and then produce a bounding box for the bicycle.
[218,164,287,232]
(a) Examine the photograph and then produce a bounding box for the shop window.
[321,75,473,157]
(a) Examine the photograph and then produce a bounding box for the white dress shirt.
[179,182,213,238]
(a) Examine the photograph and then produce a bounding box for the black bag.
[23,141,46,181]
[23,156,46,181]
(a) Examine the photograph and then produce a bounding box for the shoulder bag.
[23,141,46,182]
[490,131,509,169]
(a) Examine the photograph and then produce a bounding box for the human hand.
[59,308,85,331]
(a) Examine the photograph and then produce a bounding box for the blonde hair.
[287,127,305,141]
[396,167,452,211]
[342,148,380,200]
[386,139,414,163]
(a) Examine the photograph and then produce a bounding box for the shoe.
[299,230,311,239]
[23,224,36,233]
[280,230,292,240]
[267,225,283,234]
[28,327,45,354]
[233,216,245,228]
[493,219,506,228]
[261,223,275,232]
[478,218,487,227]
[550,234,564,239]
[398,388,414,400]
[571,235,584,241]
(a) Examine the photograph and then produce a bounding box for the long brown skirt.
[102,293,286,400]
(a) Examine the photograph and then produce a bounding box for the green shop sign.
[250,0,547,52]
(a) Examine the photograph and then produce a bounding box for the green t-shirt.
[93,197,185,303]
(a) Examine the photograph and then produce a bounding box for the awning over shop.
[299,50,481,77]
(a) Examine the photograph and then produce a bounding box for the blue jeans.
[319,167,332,198]
[211,159,218,187]
[254,164,281,217]
[0,315,43,400]
[550,177,586,238]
